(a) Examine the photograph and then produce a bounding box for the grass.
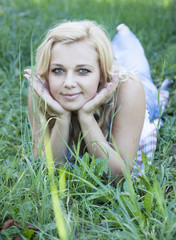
[0,0,176,239]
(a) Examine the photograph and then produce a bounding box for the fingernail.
[23,74,29,80]
[24,69,31,73]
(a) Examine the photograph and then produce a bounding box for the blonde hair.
[36,20,119,141]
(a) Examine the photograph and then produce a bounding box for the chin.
[63,105,82,112]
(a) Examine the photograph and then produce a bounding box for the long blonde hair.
[36,20,119,141]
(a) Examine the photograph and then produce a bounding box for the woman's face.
[48,40,101,111]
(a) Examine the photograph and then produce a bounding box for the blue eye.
[52,68,64,74]
[79,69,91,74]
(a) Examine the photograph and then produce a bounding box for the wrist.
[78,110,94,122]
[58,112,71,121]
[55,115,71,130]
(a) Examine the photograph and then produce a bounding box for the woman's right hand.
[24,69,70,117]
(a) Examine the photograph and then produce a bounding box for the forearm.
[78,114,132,176]
[49,115,71,167]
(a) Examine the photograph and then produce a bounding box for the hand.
[24,69,70,117]
[78,71,119,117]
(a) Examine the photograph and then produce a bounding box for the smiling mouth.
[62,93,81,100]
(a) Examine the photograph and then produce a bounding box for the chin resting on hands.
[78,71,119,117]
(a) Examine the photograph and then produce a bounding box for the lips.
[62,93,81,100]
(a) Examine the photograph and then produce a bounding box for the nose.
[63,72,76,89]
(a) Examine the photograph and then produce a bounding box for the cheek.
[88,74,100,89]
[48,78,61,98]
[86,82,99,99]
[49,75,60,88]
[92,79,100,93]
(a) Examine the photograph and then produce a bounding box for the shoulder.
[116,69,146,112]
[112,69,146,133]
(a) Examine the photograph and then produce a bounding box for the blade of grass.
[40,113,68,240]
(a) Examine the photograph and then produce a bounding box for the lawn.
[0,0,176,239]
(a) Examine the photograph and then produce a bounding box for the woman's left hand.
[78,71,119,117]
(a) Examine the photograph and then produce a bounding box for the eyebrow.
[50,63,94,68]
[76,64,93,68]
[50,63,63,67]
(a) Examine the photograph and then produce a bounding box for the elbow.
[109,155,134,178]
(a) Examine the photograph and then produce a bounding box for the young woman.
[24,20,166,178]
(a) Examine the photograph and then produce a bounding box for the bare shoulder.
[116,70,146,112]
[112,69,146,137]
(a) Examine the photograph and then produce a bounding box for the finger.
[24,70,65,114]
[24,69,32,75]
[83,88,111,113]
[33,71,39,78]
[24,69,40,82]
[85,73,120,113]
[25,71,46,97]
[24,68,30,72]
[23,73,30,81]
[29,78,64,113]
[32,81,47,98]
[30,82,63,114]
[111,70,119,85]
[98,80,117,99]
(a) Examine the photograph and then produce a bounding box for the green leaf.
[90,155,96,171]
[80,152,90,178]
[144,189,154,214]
[22,228,35,240]
[142,151,151,172]
[139,175,151,190]
[95,158,109,177]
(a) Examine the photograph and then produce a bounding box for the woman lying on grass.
[24,20,167,178]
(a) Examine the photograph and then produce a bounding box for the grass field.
[0,0,176,239]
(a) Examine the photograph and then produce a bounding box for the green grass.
[0,0,176,239]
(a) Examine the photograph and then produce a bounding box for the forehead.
[50,40,98,64]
